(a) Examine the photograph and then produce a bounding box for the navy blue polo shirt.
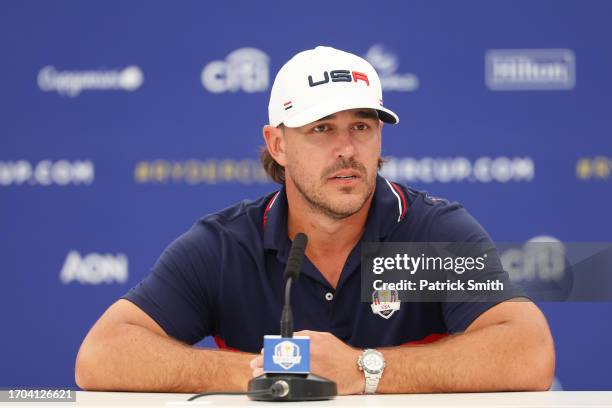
[122,175,522,352]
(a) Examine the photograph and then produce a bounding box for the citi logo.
[308,70,369,87]
[500,236,566,283]
[60,251,128,285]
[485,49,575,90]
[201,47,269,93]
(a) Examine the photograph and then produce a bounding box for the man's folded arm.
[376,300,555,393]
[74,299,254,392]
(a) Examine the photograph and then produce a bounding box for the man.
[75,46,554,394]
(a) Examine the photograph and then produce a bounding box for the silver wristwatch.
[357,349,386,394]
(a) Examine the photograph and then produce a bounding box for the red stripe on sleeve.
[262,191,280,230]
[214,335,241,352]
[390,182,408,220]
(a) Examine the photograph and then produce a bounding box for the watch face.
[363,352,384,373]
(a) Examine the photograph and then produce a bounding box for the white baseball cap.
[268,46,399,128]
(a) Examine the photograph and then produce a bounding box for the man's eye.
[354,123,369,131]
[313,124,329,132]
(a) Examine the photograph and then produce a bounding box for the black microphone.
[248,232,337,401]
[280,233,307,338]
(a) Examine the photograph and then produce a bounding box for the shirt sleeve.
[121,222,218,345]
[427,200,527,333]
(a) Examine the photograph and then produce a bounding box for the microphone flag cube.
[263,335,310,374]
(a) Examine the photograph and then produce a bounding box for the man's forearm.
[377,320,555,393]
[75,322,253,392]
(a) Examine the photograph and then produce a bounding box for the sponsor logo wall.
[576,157,611,181]
[0,160,94,186]
[201,48,270,93]
[364,44,419,92]
[380,156,534,183]
[1,1,611,391]
[60,251,128,285]
[38,66,144,97]
[485,49,576,91]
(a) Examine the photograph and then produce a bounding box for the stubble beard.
[289,158,376,220]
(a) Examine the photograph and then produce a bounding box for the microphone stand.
[247,233,337,401]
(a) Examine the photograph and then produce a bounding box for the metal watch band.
[359,349,385,394]
[364,372,381,394]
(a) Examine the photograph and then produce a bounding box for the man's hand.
[249,330,364,395]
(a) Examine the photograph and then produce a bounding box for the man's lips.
[327,170,361,181]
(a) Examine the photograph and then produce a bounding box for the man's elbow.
[535,338,556,391]
[522,327,556,391]
[74,337,105,391]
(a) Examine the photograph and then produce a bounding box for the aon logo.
[60,251,128,284]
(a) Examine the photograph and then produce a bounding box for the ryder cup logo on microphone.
[273,341,302,369]
[264,335,310,374]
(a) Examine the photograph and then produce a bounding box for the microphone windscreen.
[284,233,308,281]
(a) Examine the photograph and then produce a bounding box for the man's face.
[282,108,382,220]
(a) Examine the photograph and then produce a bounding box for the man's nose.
[332,129,357,160]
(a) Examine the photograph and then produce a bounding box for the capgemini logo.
[117,66,144,91]
[38,65,144,97]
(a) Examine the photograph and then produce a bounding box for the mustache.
[322,157,367,179]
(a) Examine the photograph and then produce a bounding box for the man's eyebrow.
[313,114,336,123]
[354,110,379,120]
[312,110,379,123]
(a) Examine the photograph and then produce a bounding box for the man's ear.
[262,125,287,166]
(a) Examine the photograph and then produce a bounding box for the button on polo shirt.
[122,175,523,352]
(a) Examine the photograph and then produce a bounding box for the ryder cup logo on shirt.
[272,340,302,370]
[38,65,144,97]
[371,289,401,319]
[201,47,269,93]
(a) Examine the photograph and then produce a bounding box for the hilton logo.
[485,49,575,91]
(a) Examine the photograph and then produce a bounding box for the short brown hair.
[259,147,386,184]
